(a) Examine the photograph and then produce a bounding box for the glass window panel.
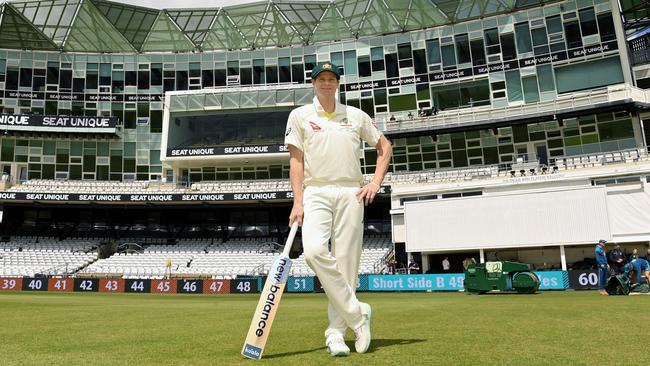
[215,69,226,86]
[531,27,548,47]
[358,55,371,77]
[291,64,304,83]
[426,39,441,64]
[150,110,162,133]
[500,33,516,60]
[151,63,163,85]
[441,44,456,67]
[506,70,523,102]
[455,34,471,64]
[176,71,188,90]
[34,76,46,91]
[344,50,357,75]
[470,39,486,66]
[460,79,490,107]
[125,71,136,86]
[598,119,634,141]
[564,20,582,49]
[371,47,383,61]
[371,47,385,71]
[374,88,387,105]
[484,28,499,46]
[331,52,343,68]
[515,22,533,53]
[413,49,427,74]
[124,110,136,129]
[388,94,416,111]
[537,64,555,92]
[555,57,624,93]
[189,62,201,77]
[227,61,239,76]
[138,71,150,89]
[304,54,316,70]
[241,68,252,84]
[522,76,540,103]
[47,61,59,84]
[59,70,72,89]
[19,68,32,87]
[597,13,616,42]
[546,15,562,34]
[579,8,597,37]
[361,98,374,117]
[431,84,460,110]
[398,43,412,60]
[253,59,265,84]
[385,53,398,78]
[265,66,278,83]
[202,69,214,87]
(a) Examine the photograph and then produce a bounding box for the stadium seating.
[4,146,647,195]
[8,180,150,193]
[0,237,98,277]
[77,235,392,279]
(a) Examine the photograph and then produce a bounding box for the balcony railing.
[375,83,649,133]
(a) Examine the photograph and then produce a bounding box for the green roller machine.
[464,261,540,294]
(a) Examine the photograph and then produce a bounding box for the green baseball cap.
[311,62,340,80]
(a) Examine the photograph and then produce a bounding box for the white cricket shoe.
[326,335,350,357]
[354,302,372,353]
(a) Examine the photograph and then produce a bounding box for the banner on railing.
[0,114,118,133]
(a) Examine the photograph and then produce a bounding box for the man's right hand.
[289,203,304,227]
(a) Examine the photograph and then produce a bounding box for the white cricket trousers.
[302,184,365,339]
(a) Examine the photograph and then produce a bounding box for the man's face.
[312,72,339,99]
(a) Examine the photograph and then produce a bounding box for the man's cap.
[311,62,340,80]
[598,239,607,244]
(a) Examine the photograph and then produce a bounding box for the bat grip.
[281,222,299,257]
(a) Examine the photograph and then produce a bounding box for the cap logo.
[323,63,332,70]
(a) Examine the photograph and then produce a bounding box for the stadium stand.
[2,0,650,284]
[0,237,98,277]
[77,235,392,279]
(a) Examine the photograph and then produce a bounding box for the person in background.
[442,257,450,272]
[595,239,609,296]
[608,244,626,274]
[407,111,413,120]
[408,261,420,274]
[644,248,650,263]
[630,248,639,260]
[624,258,650,285]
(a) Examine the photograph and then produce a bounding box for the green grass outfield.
[0,291,646,366]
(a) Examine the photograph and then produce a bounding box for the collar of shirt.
[313,96,346,120]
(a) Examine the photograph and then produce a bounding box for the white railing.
[375,83,650,133]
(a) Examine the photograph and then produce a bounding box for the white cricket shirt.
[284,96,382,187]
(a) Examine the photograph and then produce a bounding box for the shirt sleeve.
[284,109,304,152]
[359,111,382,148]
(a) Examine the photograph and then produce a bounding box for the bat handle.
[281,222,299,257]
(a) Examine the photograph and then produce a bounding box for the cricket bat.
[241,222,299,360]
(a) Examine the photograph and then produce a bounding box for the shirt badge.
[308,121,322,131]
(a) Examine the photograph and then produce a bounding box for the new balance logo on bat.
[255,284,280,337]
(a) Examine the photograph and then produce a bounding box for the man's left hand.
[356,182,381,206]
